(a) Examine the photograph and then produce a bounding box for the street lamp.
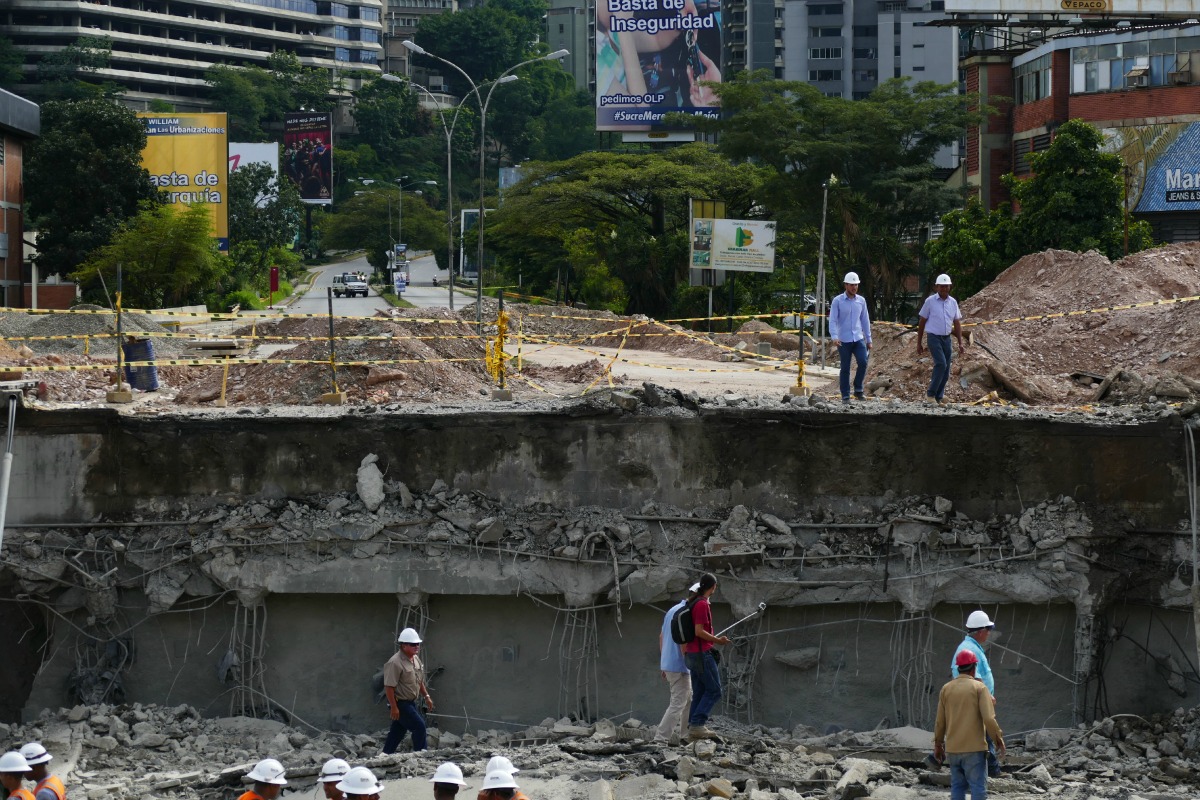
[817,174,838,369]
[401,40,569,326]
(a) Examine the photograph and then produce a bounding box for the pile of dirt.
[865,243,1200,406]
[0,307,188,357]
[506,303,728,360]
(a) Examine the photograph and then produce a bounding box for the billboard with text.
[283,113,333,205]
[595,0,722,131]
[138,112,229,251]
[1103,121,1200,213]
[690,218,776,272]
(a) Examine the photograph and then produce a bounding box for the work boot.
[924,754,942,771]
[923,396,936,405]
[854,393,866,401]
[688,725,717,740]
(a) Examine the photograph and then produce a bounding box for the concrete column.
[1071,611,1096,725]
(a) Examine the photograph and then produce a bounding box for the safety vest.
[237,791,265,800]
[10,788,36,800]
[36,775,66,800]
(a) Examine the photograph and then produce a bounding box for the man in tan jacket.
[933,649,1005,800]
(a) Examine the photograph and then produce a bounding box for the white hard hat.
[935,273,953,285]
[397,627,423,644]
[480,770,520,791]
[429,762,468,786]
[19,743,52,766]
[337,766,385,796]
[843,272,860,284]
[688,583,700,593]
[0,752,31,773]
[318,758,351,783]
[966,610,995,630]
[246,758,288,785]
[485,755,520,774]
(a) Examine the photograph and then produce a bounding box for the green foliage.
[0,35,25,90]
[692,72,980,319]
[72,203,226,309]
[204,51,335,140]
[487,144,769,316]
[317,189,446,271]
[1004,118,1154,259]
[487,62,593,163]
[413,2,547,98]
[227,160,303,293]
[221,289,265,312]
[34,37,120,100]
[926,197,1012,297]
[351,77,428,163]
[26,98,161,276]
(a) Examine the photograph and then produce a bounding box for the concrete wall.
[8,407,1187,526]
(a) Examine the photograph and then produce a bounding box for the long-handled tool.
[716,602,767,637]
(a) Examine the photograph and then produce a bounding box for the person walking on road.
[828,272,872,405]
[917,274,965,405]
[685,573,731,741]
[382,627,434,753]
[654,582,698,744]
[18,744,63,800]
[934,649,1005,800]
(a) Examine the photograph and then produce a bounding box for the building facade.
[546,0,592,91]
[963,23,1200,242]
[380,0,455,86]
[0,89,41,308]
[1,0,385,111]
[728,0,785,77]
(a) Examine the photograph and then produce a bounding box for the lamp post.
[816,174,837,369]
[401,41,569,326]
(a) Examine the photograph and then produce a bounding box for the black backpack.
[670,596,702,645]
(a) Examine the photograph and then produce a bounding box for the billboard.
[944,1,1200,13]
[1102,122,1200,213]
[139,112,229,251]
[595,0,722,132]
[460,208,492,278]
[283,113,333,205]
[690,218,776,272]
[229,142,279,175]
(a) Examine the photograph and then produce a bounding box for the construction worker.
[828,271,872,405]
[653,583,698,744]
[382,626,433,754]
[476,771,519,800]
[916,273,965,405]
[684,572,731,741]
[429,762,468,800]
[317,759,350,800]
[239,759,287,800]
[953,610,1001,777]
[933,649,1005,800]
[478,758,527,800]
[0,752,34,800]
[336,767,383,800]
[18,744,63,800]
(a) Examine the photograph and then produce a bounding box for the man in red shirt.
[684,573,731,740]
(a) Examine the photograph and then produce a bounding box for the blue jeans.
[948,751,988,800]
[382,699,427,753]
[927,334,953,400]
[685,651,722,726]
[838,340,869,400]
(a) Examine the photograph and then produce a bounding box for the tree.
[1004,118,1153,259]
[205,51,336,140]
[318,189,446,272]
[925,197,1012,297]
[34,36,120,100]
[486,144,769,316]
[413,3,546,99]
[350,77,428,164]
[227,161,304,294]
[71,203,226,309]
[0,35,25,91]
[691,72,980,319]
[25,98,161,277]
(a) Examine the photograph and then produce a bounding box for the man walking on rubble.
[18,744,63,800]
[828,272,872,405]
[934,649,1005,800]
[953,610,1002,777]
[916,274,966,405]
[382,626,434,753]
[685,573,732,741]
[654,582,698,744]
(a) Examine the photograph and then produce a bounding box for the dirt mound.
[865,242,1200,406]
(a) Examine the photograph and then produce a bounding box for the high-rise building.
[0,0,385,110]
[727,0,785,77]
[546,0,592,91]
[380,0,456,86]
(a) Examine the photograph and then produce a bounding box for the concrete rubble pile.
[5,701,1200,800]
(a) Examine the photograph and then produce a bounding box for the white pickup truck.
[333,273,369,298]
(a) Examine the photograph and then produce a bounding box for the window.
[810,26,840,37]
[852,25,877,37]
[559,23,563,32]
[808,3,843,15]
[853,48,875,59]
[853,69,876,81]
[808,69,841,80]
[912,43,924,48]
[1015,53,1051,103]
[809,47,841,59]
[913,65,925,71]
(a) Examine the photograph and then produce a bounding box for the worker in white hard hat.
[953,610,1001,778]
[476,770,520,800]
[381,626,433,754]
[828,271,872,405]
[477,758,527,800]
[429,762,468,800]
[240,758,288,800]
[652,582,699,744]
[933,648,1005,800]
[18,744,63,800]
[317,758,350,800]
[336,767,383,800]
[916,273,966,405]
[0,751,34,800]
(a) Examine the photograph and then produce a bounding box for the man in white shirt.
[916,274,966,405]
[828,272,872,405]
